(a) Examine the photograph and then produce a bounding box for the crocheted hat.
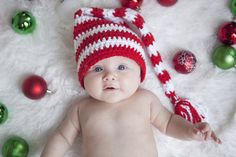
[73,7,206,124]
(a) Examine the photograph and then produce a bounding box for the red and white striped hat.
[74,7,206,124]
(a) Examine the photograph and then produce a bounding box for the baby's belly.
[81,126,158,157]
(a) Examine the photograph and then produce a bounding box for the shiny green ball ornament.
[12,11,36,34]
[212,45,236,69]
[0,102,8,124]
[231,0,236,15]
[2,136,29,157]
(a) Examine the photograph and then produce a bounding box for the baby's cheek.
[84,78,98,93]
[122,77,140,92]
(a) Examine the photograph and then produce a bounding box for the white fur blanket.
[0,0,235,157]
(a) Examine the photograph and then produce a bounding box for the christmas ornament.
[2,136,29,157]
[12,10,36,34]
[218,21,236,45]
[231,0,236,15]
[212,45,236,69]
[173,50,197,74]
[120,0,143,10]
[157,0,177,7]
[0,102,8,124]
[22,75,52,99]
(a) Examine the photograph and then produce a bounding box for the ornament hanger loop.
[46,89,56,95]
[233,16,236,21]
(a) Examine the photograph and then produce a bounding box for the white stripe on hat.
[163,80,175,95]
[74,16,98,26]
[153,62,165,74]
[146,44,160,57]
[103,9,124,24]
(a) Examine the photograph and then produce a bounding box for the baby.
[41,8,221,157]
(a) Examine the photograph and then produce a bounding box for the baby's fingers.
[211,131,222,144]
[197,123,212,140]
[192,127,205,141]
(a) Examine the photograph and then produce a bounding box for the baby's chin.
[94,94,132,104]
[97,96,126,104]
[89,89,138,104]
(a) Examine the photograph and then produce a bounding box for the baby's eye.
[118,64,127,71]
[94,66,103,72]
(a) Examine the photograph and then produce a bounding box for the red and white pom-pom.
[174,98,206,123]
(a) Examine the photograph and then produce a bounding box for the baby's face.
[84,56,141,104]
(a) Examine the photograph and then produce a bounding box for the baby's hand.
[190,122,222,144]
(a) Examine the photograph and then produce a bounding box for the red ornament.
[22,75,48,99]
[218,21,236,45]
[157,0,177,7]
[120,0,143,10]
[173,50,197,74]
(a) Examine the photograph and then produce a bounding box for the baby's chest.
[80,104,150,138]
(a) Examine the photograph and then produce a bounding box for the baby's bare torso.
[78,89,158,157]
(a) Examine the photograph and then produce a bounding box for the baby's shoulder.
[70,96,91,111]
[136,88,158,100]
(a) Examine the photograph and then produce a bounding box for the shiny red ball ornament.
[158,0,177,7]
[218,21,236,45]
[173,50,197,74]
[22,75,48,99]
[120,0,143,10]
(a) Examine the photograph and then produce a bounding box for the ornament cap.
[46,89,56,95]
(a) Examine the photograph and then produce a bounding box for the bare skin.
[41,57,221,157]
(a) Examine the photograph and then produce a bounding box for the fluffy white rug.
[0,0,236,157]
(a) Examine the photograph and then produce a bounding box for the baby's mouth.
[103,86,118,91]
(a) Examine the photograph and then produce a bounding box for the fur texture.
[0,0,235,157]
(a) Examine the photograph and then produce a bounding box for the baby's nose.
[103,72,117,81]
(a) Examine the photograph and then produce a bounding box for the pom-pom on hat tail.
[74,7,206,124]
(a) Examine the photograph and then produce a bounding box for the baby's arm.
[41,103,80,157]
[149,92,221,144]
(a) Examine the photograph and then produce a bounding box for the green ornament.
[2,136,29,157]
[11,11,36,34]
[231,0,236,15]
[0,102,8,124]
[212,45,236,69]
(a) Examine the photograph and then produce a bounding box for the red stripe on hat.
[74,9,82,18]
[150,53,162,66]
[113,8,126,17]
[74,18,115,38]
[75,28,143,62]
[91,8,104,18]
[165,91,177,101]
[142,33,155,47]
[133,14,144,29]
[157,70,171,84]
[78,45,146,87]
